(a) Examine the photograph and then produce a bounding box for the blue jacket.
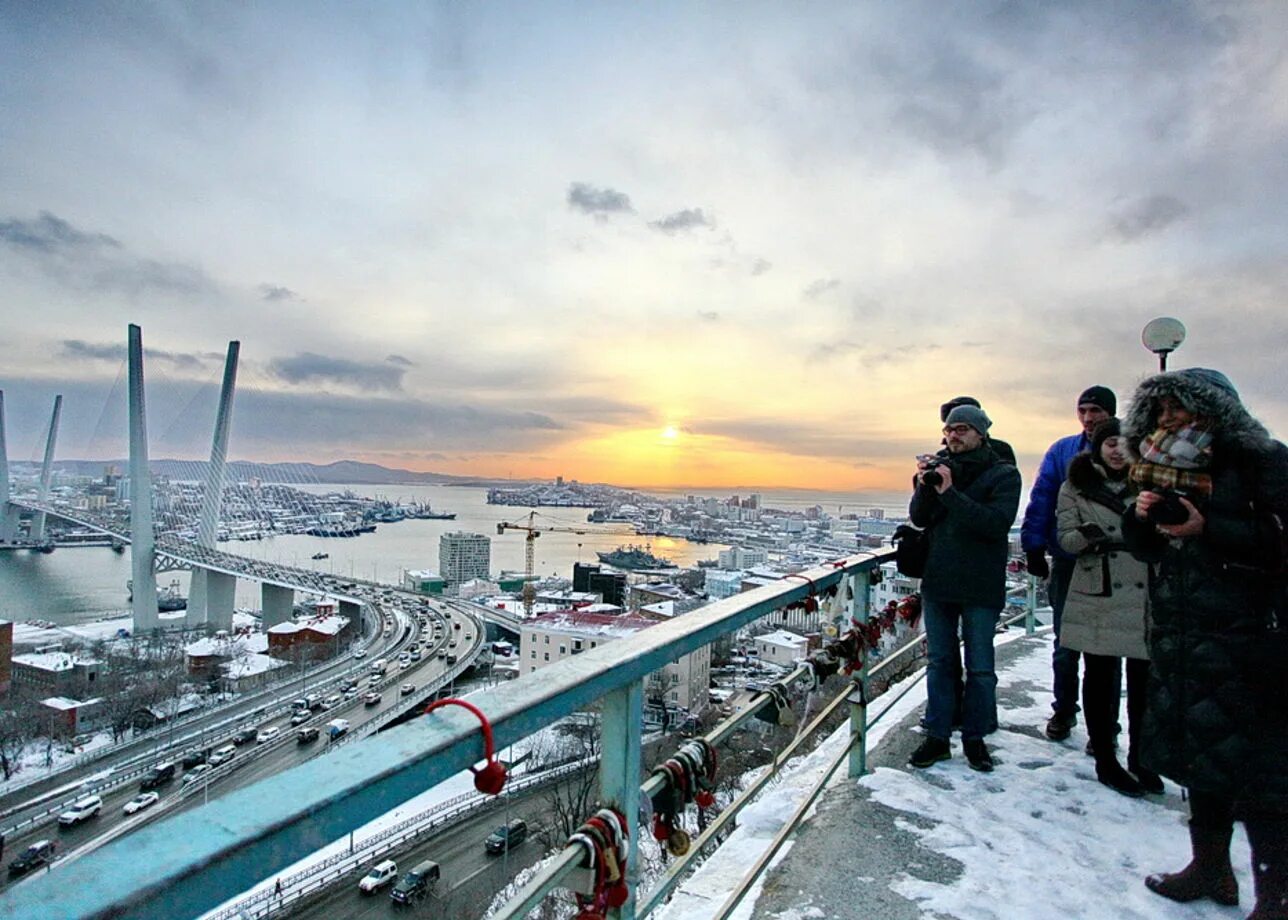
[1020,432,1089,559]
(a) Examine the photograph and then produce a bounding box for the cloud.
[567,182,634,217]
[803,278,841,300]
[696,310,721,322]
[268,352,408,392]
[749,257,773,276]
[0,211,216,298]
[259,283,300,301]
[385,354,414,367]
[693,416,924,462]
[649,208,715,234]
[60,339,210,371]
[1108,194,1190,241]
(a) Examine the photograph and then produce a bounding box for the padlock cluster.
[648,738,718,859]
[778,574,839,620]
[805,593,922,679]
[752,684,796,728]
[568,807,630,919]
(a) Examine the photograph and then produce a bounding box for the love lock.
[666,826,691,857]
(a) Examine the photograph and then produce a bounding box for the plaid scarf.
[1130,425,1214,497]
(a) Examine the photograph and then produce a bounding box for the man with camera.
[908,405,1021,772]
[1020,385,1116,741]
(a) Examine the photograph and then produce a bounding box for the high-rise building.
[439,531,491,587]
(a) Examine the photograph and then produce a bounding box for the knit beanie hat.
[944,404,992,435]
[1177,368,1239,402]
[939,396,981,423]
[1078,385,1117,414]
[1090,417,1121,456]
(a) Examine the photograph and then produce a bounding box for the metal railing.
[0,550,891,920]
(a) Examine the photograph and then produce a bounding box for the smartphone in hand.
[1077,522,1108,542]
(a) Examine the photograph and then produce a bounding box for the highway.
[1,592,487,893]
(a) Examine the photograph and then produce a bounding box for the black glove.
[1076,522,1108,543]
[1026,550,1049,579]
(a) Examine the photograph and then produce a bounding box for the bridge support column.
[127,325,158,632]
[261,583,294,629]
[0,389,18,544]
[338,599,362,630]
[31,394,63,542]
[205,571,236,632]
[187,569,209,629]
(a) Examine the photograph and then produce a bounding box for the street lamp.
[1142,317,1186,371]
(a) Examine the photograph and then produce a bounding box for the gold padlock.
[667,828,691,857]
[603,844,621,883]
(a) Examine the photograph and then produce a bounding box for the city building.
[439,531,491,587]
[38,696,106,737]
[717,546,768,570]
[11,651,102,697]
[703,569,745,600]
[517,609,709,714]
[402,570,447,595]
[0,620,11,696]
[751,629,811,665]
[266,615,351,662]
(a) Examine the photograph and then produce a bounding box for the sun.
[661,425,679,440]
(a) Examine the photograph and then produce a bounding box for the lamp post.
[1142,317,1187,371]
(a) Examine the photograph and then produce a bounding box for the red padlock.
[422,698,507,795]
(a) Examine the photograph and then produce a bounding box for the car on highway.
[485,818,527,854]
[437,650,447,659]
[182,764,212,786]
[410,649,422,661]
[446,655,457,665]
[7,839,56,877]
[453,621,461,630]
[352,648,368,659]
[327,718,350,740]
[389,859,439,905]
[208,744,237,766]
[256,726,281,744]
[363,691,381,706]
[232,728,257,746]
[322,694,342,710]
[139,762,176,791]
[358,859,398,894]
[398,658,411,670]
[297,727,319,744]
[400,683,416,696]
[290,709,312,726]
[123,792,160,815]
[343,685,359,699]
[58,794,103,826]
[181,748,210,768]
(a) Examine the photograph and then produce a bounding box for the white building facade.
[439,531,491,587]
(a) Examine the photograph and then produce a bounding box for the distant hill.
[37,458,509,486]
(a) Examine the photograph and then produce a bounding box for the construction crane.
[496,511,638,616]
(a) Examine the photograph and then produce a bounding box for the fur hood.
[1065,451,1127,495]
[1123,367,1271,453]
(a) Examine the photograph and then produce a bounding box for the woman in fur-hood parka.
[1121,368,1288,913]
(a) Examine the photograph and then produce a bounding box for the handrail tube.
[0,551,889,919]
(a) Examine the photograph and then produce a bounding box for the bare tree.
[0,698,38,780]
[538,718,603,845]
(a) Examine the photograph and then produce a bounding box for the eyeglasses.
[942,425,975,436]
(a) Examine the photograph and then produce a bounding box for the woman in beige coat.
[1056,418,1160,798]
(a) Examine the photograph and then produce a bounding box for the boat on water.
[311,552,329,560]
[126,578,188,611]
[596,545,673,570]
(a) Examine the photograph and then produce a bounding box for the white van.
[58,794,103,826]
[370,659,388,675]
[208,744,237,766]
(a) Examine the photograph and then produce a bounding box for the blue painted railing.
[0,550,890,920]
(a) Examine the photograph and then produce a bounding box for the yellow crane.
[496,511,639,616]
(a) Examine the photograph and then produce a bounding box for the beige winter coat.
[1055,454,1149,660]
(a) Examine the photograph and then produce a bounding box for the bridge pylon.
[188,340,240,631]
[30,394,63,542]
[128,324,159,632]
[0,390,18,543]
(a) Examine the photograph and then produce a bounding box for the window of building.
[559,645,566,655]
[591,641,597,648]
[531,649,536,659]
[544,636,550,644]
[543,652,549,661]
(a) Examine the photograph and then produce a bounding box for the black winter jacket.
[909,447,1021,610]
[1121,370,1288,806]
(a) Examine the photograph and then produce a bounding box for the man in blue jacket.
[1020,385,1115,740]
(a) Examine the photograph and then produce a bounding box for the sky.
[2,2,1287,491]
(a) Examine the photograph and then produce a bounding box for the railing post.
[600,679,643,919]
[847,570,871,778]
[1025,574,1037,636]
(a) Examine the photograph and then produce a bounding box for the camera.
[1146,490,1190,526]
[919,455,949,488]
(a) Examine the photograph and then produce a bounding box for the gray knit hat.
[944,404,992,435]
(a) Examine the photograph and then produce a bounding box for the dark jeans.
[1082,654,1143,759]
[1048,556,1080,716]
[923,599,999,742]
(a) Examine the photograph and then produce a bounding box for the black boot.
[1095,756,1145,798]
[1127,753,1164,795]
[1246,817,1288,920]
[908,736,950,769]
[1145,822,1240,906]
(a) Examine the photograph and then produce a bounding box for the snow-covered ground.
[661,632,1249,920]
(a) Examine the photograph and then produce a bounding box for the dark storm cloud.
[259,284,300,302]
[649,208,715,234]
[385,354,414,367]
[1108,194,1190,242]
[60,339,211,371]
[0,211,216,298]
[567,182,634,217]
[693,417,923,461]
[268,352,407,392]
